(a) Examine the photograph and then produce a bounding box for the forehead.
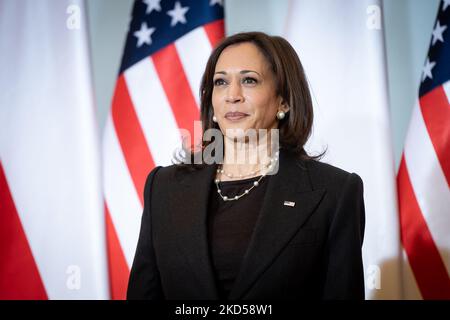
[215,42,270,72]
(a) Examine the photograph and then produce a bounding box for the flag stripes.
[103,0,225,298]
[111,76,155,204]
[445,81,450,101]
[105,204,129,300]
[403,102,450,279]
[103,117,143,268]
[419,86,450,184]
[0,163,48,300]
[398,157,450,299]
[175,28,214,106]
[153,44,201,142]
[125,58,182,166]
[204,19,225,48]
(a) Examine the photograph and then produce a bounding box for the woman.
[127,32,365,300]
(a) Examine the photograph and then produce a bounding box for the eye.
[214,78,226,86]
[242,77,257,84]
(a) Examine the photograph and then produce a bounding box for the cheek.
[212,89,224,107]
[251,96,277,120]
[211,92,220,113]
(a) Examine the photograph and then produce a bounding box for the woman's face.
[212,42,287,140]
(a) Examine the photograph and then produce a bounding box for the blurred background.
[88,0,440,166]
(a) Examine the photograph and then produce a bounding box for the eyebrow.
[214,70,261,76]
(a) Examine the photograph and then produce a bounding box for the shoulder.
[144,164,178,187]
[149,163,205,179]
[302,159,364,196]
[144,163,207,188]
[142,164,184,203]
[302,160,365,233]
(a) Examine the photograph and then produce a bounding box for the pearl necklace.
[214,151,279,202]
[216,157,275,179]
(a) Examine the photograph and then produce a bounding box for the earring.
[276,111,286,120]
[212,115,218,123]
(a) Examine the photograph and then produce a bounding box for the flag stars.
[210,0,224,6]
[143,0,162,15]
[431,20,447,45]
[443,0,450,11]
[167,2,189,27]
[133,22,156,47]
[422,58,436,82]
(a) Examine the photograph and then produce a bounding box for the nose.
[225,80,243,103]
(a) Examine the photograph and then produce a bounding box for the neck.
[219,131,278,179]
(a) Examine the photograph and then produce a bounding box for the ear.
[278,98,290,113]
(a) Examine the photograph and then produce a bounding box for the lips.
[224,112,249,121]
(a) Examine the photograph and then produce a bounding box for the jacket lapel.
[170,162,220,299]
[228,151,325,300]
[169,150,325,300]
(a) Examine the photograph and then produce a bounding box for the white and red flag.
[103,0,225,299]
[398,0,450,299]
[0,0,108,299]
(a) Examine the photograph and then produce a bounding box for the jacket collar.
[170,149,325,299]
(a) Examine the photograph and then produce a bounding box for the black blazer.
[127,150,365,300]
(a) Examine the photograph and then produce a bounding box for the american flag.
[102,0,225,299]
[397,0,450,299]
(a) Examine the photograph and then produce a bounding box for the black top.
[127,150,366,300]
[207,175,270,299]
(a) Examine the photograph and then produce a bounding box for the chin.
[223,127,257,142]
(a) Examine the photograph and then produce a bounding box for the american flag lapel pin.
[284,201,295,207]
